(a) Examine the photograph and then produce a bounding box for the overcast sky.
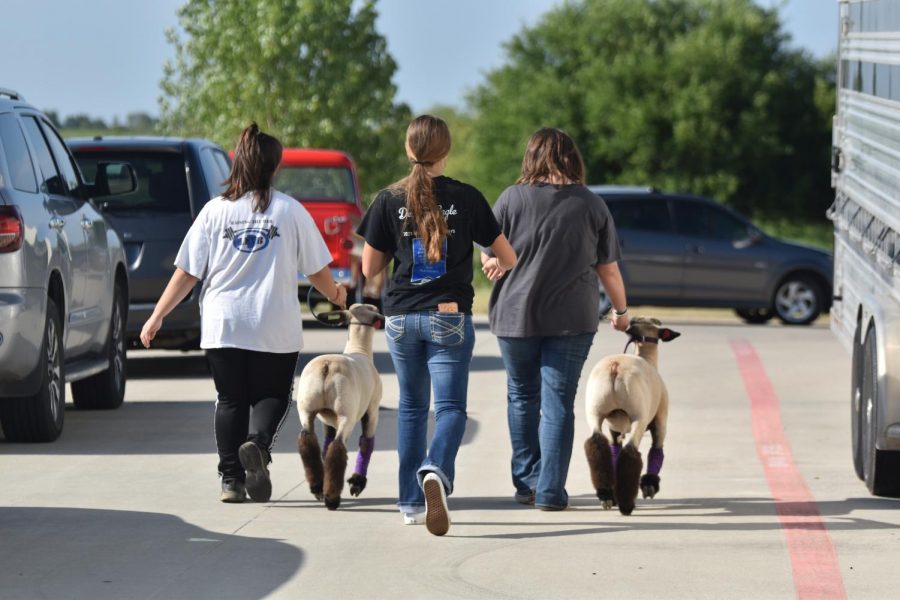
[0,0,838,122]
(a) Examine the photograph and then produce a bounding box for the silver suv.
[0,89,136,442]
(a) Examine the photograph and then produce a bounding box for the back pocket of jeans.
[430,313,465,346]
[386,315,405,341]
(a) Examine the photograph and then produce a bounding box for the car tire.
[861,325,900,497]
[735,308,773,324]
[71,283,127,410]
[773,274,822,326]
[0,297,65,442]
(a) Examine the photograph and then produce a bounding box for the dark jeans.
[497,333,595,509]
[206,348,298,482]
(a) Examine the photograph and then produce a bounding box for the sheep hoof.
[640,474,660,499]
[597,487,614,510]
[348,474,367,497]
[324,496,341,510]
[310,483,324,501]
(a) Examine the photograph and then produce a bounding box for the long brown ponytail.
[390,115,451,263]
[223,122,283,213]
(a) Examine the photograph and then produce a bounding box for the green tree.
[467,0,834,221]
[159,0,411,197]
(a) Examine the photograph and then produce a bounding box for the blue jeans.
[386,311,475,514]
[497,333,595,509]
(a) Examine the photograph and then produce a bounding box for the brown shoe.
[239,442,272,502]
[220,479,246,503]
[423,473,450,536]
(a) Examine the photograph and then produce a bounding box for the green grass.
[754,218,833,251]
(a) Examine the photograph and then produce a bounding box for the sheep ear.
[658,328,681,342]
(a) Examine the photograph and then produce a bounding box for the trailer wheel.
[851,319,865,480]
[862,325,900,496]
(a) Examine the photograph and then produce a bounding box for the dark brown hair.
[516,127,585,186]
[390,115,451,263]
[223,122,283,212]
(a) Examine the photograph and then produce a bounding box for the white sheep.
[584,317,680,515]
[296,303,384,510]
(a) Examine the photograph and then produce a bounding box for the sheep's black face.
[626,316,681,343]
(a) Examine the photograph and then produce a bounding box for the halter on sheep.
[296,303,385,510]
[584,317,680,515]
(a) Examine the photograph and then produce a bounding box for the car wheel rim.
[775,281,816,322]
[46,319,62,423]
[112,300,125,391]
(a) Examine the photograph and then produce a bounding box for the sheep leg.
[297,412,325,500]
[615,421,648,516]
[349,411,378,497]
[641,418,666,499]
[323,418,350,510]
[323,424,336,456]
[584,429,614,509]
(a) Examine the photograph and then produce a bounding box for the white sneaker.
[423,472,450,536]
[402,511,425,525]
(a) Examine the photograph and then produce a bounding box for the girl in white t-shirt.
[140,123,347,504]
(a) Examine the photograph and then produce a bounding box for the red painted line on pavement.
[730,339,846,600]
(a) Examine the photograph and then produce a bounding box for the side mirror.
[734,226,763,249]
[87,162,137,198]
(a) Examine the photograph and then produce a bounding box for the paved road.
[2,316,899,599]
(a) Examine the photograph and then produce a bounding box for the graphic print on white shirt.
[174,191,331,353]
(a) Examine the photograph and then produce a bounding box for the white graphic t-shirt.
[175,190,331,352]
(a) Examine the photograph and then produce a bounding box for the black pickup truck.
[67,137,232,349]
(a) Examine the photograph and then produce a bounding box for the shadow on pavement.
[0,403,480,455]
[0,507,302,599]
[444,494,900,540]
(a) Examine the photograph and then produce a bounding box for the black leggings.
[206,348,299,481]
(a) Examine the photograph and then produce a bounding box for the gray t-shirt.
[488,184,621,337]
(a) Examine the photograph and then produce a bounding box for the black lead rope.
[306,287,349,327]
[623,334,659,354]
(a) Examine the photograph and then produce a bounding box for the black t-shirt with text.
[357,176,501,315]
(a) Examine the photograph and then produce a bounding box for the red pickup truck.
[273,148,366,301]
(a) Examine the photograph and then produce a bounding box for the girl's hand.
[140,315,164,348]
[611,312,630,332]
[482,257,507,282]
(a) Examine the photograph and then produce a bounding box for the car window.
[41,121,81,196]
[707,205,750,241]
[0,114,38,193]
[275,166,355,202]
[606,198,672,233]
[674,201,748,241]
[199,147,229,195]
[20,117,66,196]
[74,151,190,212]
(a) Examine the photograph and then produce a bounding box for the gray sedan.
[590,186,833,325]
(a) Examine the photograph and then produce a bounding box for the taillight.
[0,206,24,253]
[324,215,349,235]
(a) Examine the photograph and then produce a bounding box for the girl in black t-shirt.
[357,115,516,535]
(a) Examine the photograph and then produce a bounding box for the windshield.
[74,151,190,212]
[275,166,355,202]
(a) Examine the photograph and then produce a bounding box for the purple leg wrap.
[322,433,335,456]
[648,447,664,475]
[353,435,375,476]
[611,443,622,469]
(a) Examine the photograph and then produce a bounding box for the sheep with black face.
[584,317,680,515]
[296,303,385,510]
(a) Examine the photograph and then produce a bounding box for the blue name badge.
[411,238,447,285]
